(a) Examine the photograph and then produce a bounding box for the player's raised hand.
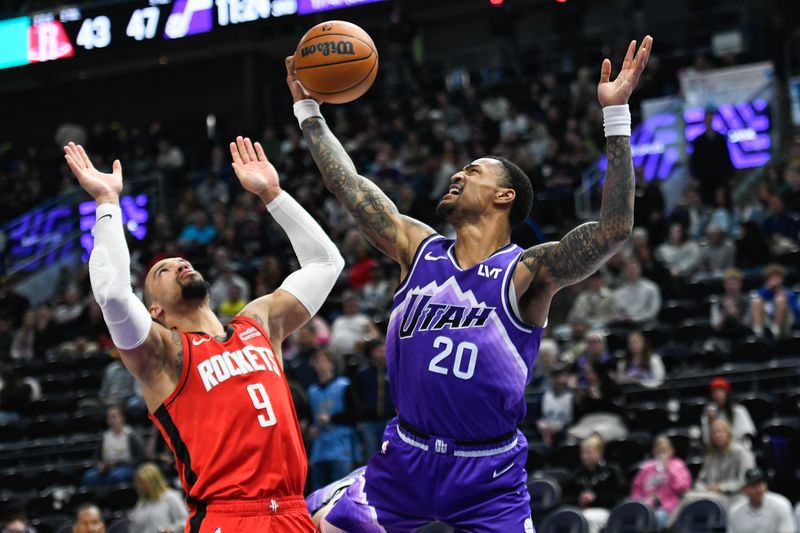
[597,35,653,107]
[285,55,318,104]
[63,142,122,204]
[229,136,282,202]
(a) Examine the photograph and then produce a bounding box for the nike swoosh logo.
[192,337,211,346]
[493,462,514,479]
[98,214,112,222]
[424,252,448,261]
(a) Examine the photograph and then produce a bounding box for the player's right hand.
[64,142,122,204]
[285,55,318,104]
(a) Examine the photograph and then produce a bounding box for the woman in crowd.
[129,463,188,533]
[630,435,692,529]
[656,222,702,279]
[567,434,624,533]
[701,377,756,449]
[616,330,665,388]
[81,405,145,487]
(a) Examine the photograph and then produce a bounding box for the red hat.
[710,377,731,392]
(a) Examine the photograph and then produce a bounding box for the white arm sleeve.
[267,191,344,316]
[90,203,152,350]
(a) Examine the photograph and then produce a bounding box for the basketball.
[293,20,378,104]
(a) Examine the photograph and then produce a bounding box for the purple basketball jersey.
[387,235,544,440]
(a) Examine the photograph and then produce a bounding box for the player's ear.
[494,187,515,207]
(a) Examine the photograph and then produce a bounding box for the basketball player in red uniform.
[64,137,344,532]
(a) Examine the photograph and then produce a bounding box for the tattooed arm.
[286,57,434,268]
[514,37,652,324]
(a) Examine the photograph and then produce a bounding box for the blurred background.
[1,0,800,531]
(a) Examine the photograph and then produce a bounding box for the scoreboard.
[0,0,384,71]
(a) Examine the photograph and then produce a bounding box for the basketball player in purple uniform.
[288,36,652,532]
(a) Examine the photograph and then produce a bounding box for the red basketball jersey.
[150,315,308,506]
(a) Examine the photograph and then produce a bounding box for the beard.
[435,199,455,220]
[180,279,210,301]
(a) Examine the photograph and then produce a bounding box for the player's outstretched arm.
[229,137,344,343]
[285,56,434,269]
[519,37,652,296]
[63,143,177,383]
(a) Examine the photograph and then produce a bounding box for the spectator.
[571,359,623,436]
[307,349,361,490]
[285,324,321,390]
[217,284,247,324]
[129,463,188,533]
[631,435,692,530]
[98,350,144,412]
[0,280,29,328]
[762,194,798,245]
[566,270,616,328]
[633,171,666,246]
[750,263,798,339]
[736,220,772,270]
[0,368,32,423]
[567,434,624,533]
[9,311,36,361]
[31,305,58,355]
[328,291,379,359]
[727,468,796,533]
[52,287,86,340]
[529,338,559,392]
[616,330,665,388]
[698,224,736,278]
[710,269,752,338]
[572,330,610,387]
[656,222,702,279]
[208,267,250,312]
[196,172,229,208]
[630,228,673,289]
[536,364,573,446]
[708,187,737,236]
[1,512,35,533]
[612,259,662,323]
[176,211,217,253]
[82,405,145,487]
[686,419,755,510]
[671,188,709,241]
[356,337,394,458]
[690,109,734,206]
[701,377,756,449]
[72,504,105,533]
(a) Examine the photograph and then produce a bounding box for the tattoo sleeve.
[300,117,401,257]
[521,135,634,288]
[171,329,183,376]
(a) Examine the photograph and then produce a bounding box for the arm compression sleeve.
[267,191,344,316]
[89,203,152,350]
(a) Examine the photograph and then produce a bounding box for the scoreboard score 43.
[0,0,384,70]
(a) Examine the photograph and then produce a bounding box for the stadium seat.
[31,467,64,490]
[25,493,55,517]
[528,477,562,517]
[777,392,800,416]
[674,320,713,346]
[663,428,691,459]
[530,468,571,488]
[538,506,590,533]
[550,444,580,470]
[679,398,707,426]
[605,499,657,533]
[671,498,726,532]
[658,300,692,324]
[0,420,24,443]
[605,439,645,469]
[731,338,773,363]
[30,514,71,533]
[526,441,550,472]
[738,393,775,423]
[27,414,67,440]
[107,518,133,533]
[0,470,29,491]
[105,484,138,512]
[629,404,669,434]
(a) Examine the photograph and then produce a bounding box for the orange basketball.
[294,20,378,104]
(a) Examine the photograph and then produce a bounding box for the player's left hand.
[597,35,653,107]
[229,136,282,202]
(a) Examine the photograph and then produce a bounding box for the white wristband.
[293,99,323,127]
[603,104,631,137]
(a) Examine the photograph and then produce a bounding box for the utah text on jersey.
[197,346,281,392]
[399,291,496,339]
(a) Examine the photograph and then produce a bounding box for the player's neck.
[171,305,225,337]
[452,220,510,269]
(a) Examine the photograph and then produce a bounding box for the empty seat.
[538,506,590,533]
[605,439,646,469]
[105,484,138,512]
[26,493,55,517]
[526,441,550,472]
[605,499,657,533]
[529,477,562,517]
[674,320,713,346]
[679,398,707,427]
[0,420,24,443]
[671,498,725,532]
[663,428,691,459]
[630,404,669,434]
[550,444,580,470]
[738,394,775,424]
[731,338,774,363]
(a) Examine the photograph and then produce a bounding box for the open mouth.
[444,184,463,198]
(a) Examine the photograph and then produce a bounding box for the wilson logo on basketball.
[300,41,356,58]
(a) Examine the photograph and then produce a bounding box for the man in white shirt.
[727,468,797,533]
[612,258,661,323]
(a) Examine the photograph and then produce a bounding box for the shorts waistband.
[395,419,519,457]
[202,496,308,516]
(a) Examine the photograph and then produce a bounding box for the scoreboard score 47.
[0,0,384,70]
